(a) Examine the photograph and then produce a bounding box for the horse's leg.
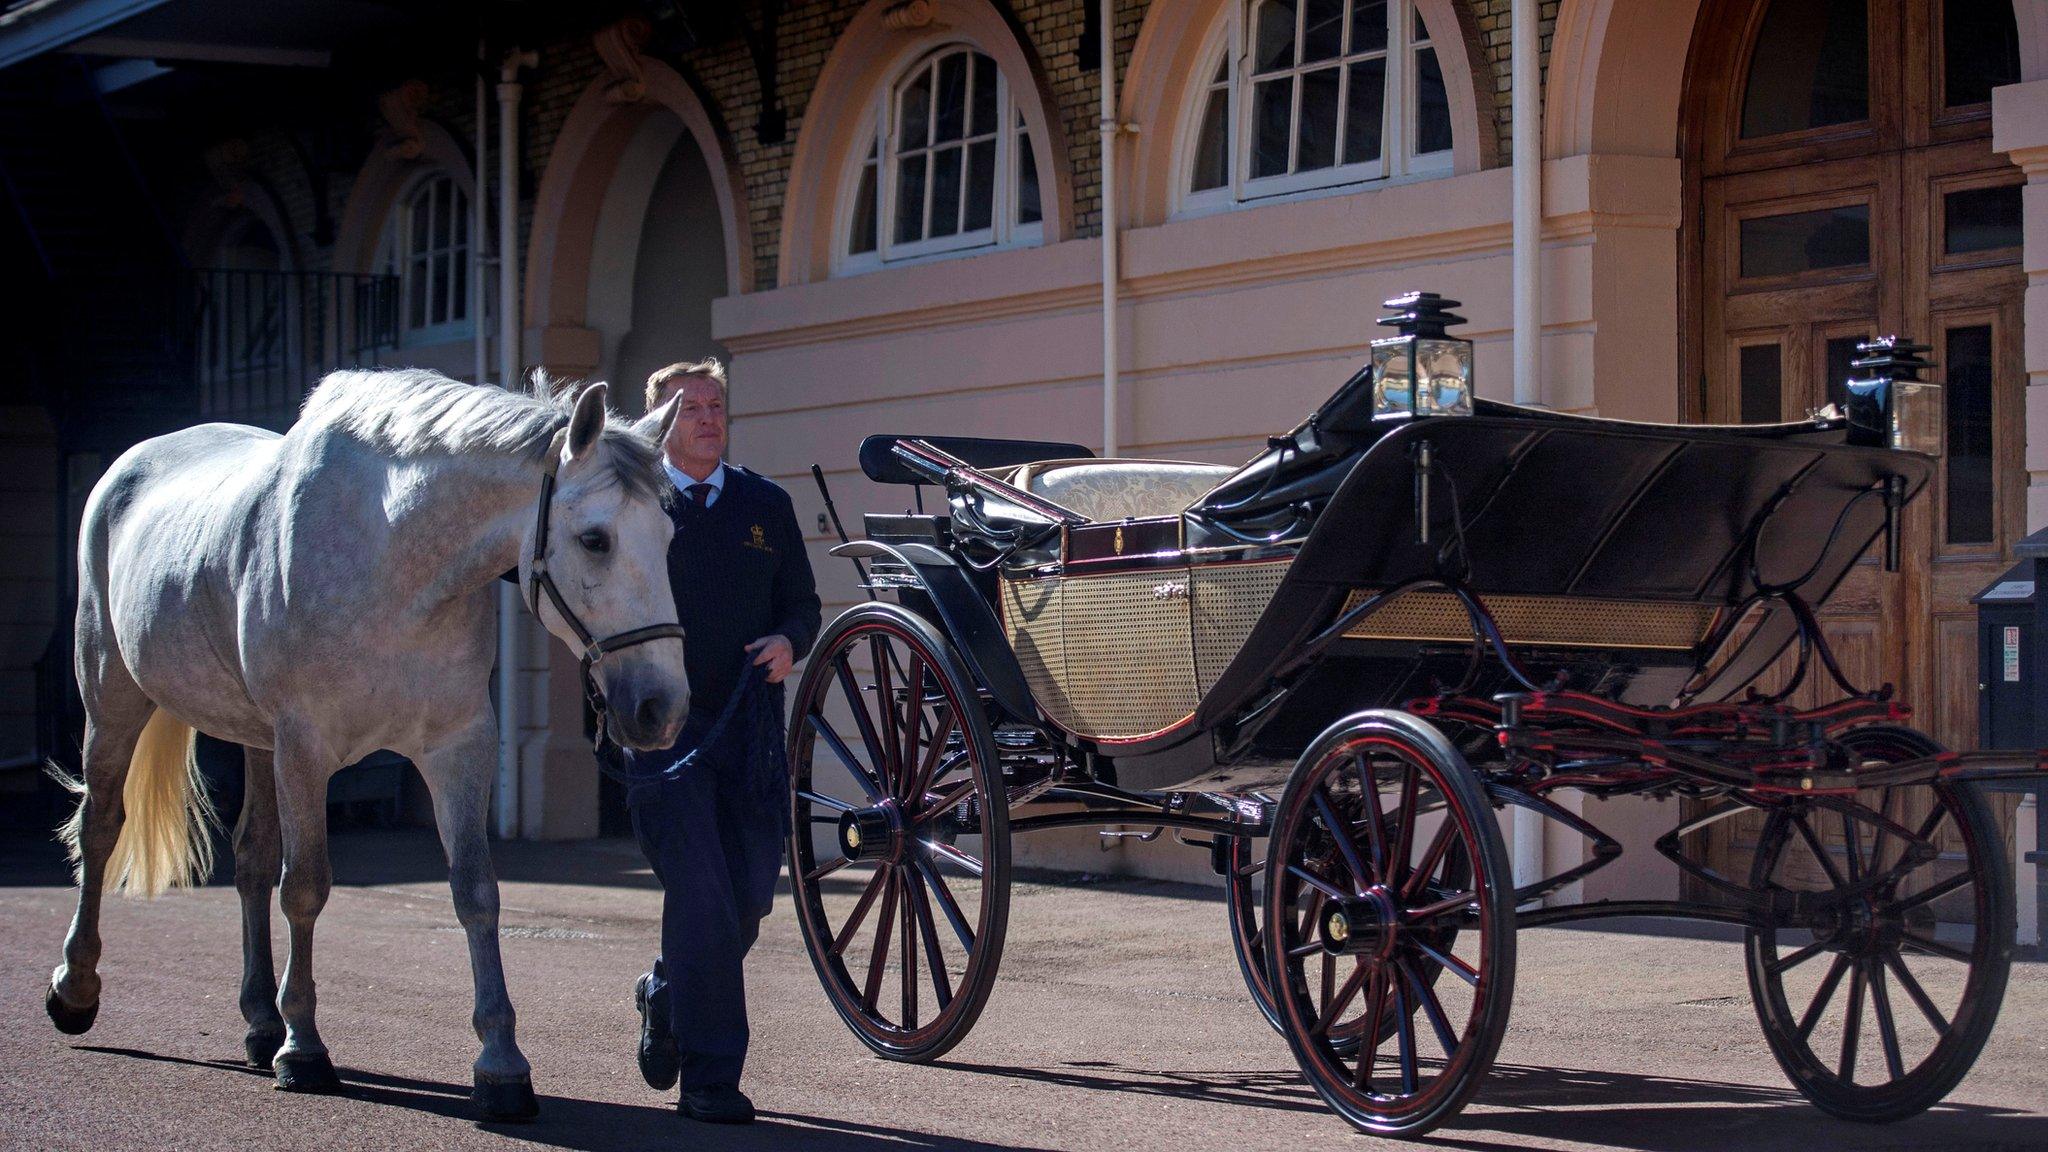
[270,725,342,1093]
[417,719,537,1121]
[235,745,286,1068]
[47,651,153,1035]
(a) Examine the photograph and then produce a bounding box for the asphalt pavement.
[2,828,2043,1152]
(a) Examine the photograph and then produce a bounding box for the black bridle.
[525,430,686,742]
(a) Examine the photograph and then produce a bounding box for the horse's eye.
[578,530,610,554]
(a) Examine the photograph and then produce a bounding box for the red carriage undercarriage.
[785,301,2041,1137]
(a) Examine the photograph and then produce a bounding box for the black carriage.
[784,293,2041,1136]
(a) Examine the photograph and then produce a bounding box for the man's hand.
[745,634,796,684]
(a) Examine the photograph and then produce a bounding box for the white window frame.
[378,172,472,346]
[1179,0,1454,218]
[836,44,1044,276]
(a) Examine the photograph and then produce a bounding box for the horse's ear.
[632,393,680,446]
[565,381,609,463]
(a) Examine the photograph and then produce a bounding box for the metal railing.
[190,268,401,428]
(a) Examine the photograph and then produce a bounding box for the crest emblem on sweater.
[747,524,773,552]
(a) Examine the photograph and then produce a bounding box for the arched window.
[1184,0,1452,213]
[377,172,471,342]
[840,45,1042,271]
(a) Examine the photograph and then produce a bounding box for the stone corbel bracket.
[883,0,942,31]
[595,17,652,105]
[378,80,430,160]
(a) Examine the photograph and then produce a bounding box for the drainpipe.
[473,40,489,388]
[494,47,537,839]
[1510,0,1544,899]
[1098,0,1119,457]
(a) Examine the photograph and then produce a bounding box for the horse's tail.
[55,709,218,897]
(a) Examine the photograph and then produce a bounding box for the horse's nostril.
[635,694,666,734]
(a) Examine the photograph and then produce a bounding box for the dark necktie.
[687,482,714,509]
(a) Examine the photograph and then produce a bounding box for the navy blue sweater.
[665,464,821,716]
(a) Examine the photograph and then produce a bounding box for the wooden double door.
[1683,0,2027,897]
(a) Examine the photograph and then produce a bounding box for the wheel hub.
[1321,887,1399,958]
[839,804,899,862]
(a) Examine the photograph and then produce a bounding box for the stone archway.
[524,28,751,379]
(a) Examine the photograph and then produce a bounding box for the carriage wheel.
[1745,725,2013,1123]
[1229,824,1474,1053]
[1265,711,1515,1137]
[788,604,1010,1062]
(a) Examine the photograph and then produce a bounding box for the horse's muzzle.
[607,677,688,751]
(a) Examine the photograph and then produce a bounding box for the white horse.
[44,369,689,1120]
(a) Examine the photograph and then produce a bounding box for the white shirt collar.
[663,459,726,503]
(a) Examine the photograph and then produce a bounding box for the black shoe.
[678,1082,755,1125]
[634,971,679,1091]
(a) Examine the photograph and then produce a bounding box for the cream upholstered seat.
[1006,458,1235,522]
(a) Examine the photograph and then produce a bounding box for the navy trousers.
[626,709,784,1090]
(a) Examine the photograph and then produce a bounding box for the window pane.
[453,189,468,245]
[1343,56,1386,165]
[1298,66,1340,170]
[431,252,449,324]
[1740,0,1868,138]
[1191,86,1231,191]
[930,145,963,237]
[1252,77,1294,177]
[1212,55,1228,85]
[1255,0,1298,73]
[1738,203,1871,278]
[1823,333,1865,408]
[1943,0,2021,107]
[1740,344,1783,424]
[1415,45,1452,154]
[850,161,879,254]
[1303,0,1344,63]
[935,52,967,143]
[408,259,427,329]
[966,139,995,232]
[1352,0,1387,54]
[432,179,452,248]
[899,67,931,148]
[1015,135,1040,224]
[970,52,997,136]
[410,190,430,255]
[894,153,928,244]
[450,248,467,321]
[1944,184,2023,255]
[1945,324,1995,544]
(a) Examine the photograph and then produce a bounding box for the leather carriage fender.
[829,540,1036,724]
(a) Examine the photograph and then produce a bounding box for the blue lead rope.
[599,659,790,829]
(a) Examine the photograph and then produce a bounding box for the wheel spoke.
[1401,820,1456,901]
[900,868,917,1029]
[831,868,888,956]
[898,655,924,799]
[834,653,892,788]
[1793,814,1851,890]
[1357,756,1389,876]
[1316,959,1367,1035]
[908,867,953,1011]
[1797,952,1852,1042]
[1389,764,1420,890]
[917,778,976,826]
[1295,889,1327,947]
[1839,810,1865,883]
[1314,788,1372,894]
[805,855,850,883]
[807,713,885,803]
[1882,949,1950,1034]
[1866,958,1907,1082]
[1319,951,1336,1020]
[922,839,985,879]
[1287,940,1325,958]
[870,638,900,795]
[910,704,956,801]
[798,789,855,814]
[860,872,900,1013]
[1287,864,1351,903]
[1404,889,1478,924]
[1899,932,1973,964]
[1838,953,1866,1082]
[1402,958,1460,1059]
[1353,968,1389,1091]
[1393,977,1419,1096]
[1766,935,1831,976]
[1893,868,1972,913]
[1236,856,1266,880]
[915,856,976,952]
[1411,937,1479,988]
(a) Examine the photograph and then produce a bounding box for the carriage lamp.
[1371,291,1475,420]
[1844,336,1941,455]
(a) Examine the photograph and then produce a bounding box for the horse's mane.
[300,368,664,501]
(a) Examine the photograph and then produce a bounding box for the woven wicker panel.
[1342,588,1719,650]
[1002,576,1067,719]
[1001,569,1199,739]
[1192,560,1293,695]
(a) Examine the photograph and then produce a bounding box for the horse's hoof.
[473,1071,539,1122]
[273,1051,342,1094]
[244,1027,286,1069]
[45,984,97,1036]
